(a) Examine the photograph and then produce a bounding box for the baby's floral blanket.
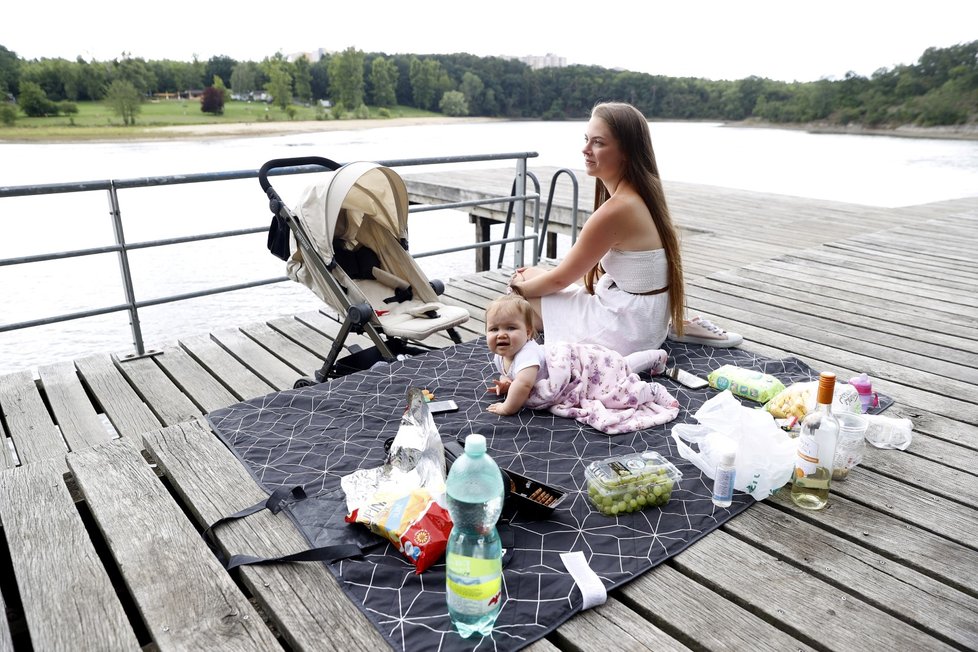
[526,342,680,434]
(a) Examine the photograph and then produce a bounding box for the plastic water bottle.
[445,434,505,638]
[711,448,736,508]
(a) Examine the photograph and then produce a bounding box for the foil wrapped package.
[341,387,451,572]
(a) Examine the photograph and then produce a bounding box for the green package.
[707,365,786,403]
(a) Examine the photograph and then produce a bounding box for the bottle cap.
[464,434,487,455]
[816,371,836,405]
[721,448,736,466]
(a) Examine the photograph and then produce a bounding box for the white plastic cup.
[833,413,868,480]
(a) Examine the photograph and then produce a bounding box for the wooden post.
[471,214,491,272]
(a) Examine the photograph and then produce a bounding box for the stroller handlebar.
[258,156,342,194]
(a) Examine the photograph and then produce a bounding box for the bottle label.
[795,434,819,477]
[712,468,735,501]
[447,553,502,604]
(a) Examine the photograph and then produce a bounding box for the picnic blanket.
[525,341,679,434]
[206,338,890,652]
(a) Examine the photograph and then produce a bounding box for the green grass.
[0,100,439,141]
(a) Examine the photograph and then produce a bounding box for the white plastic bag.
[863,414,913,450]
[671,390,796,500]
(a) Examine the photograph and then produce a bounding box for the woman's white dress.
[540,248,670,355]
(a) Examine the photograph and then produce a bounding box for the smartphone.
[427,399,459,414]
[666,367,709,389]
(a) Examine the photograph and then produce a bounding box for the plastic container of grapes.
[585,451,682,516]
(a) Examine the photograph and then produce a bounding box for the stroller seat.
[275,160,469,378]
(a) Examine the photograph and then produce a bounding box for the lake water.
[2,120,978,375]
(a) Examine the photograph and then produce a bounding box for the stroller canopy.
[286,161,469,343]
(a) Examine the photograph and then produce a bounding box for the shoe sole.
[667,334,743,348]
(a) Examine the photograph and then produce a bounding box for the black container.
[442,436,566,518]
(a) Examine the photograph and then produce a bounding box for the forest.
[1,40,976,127]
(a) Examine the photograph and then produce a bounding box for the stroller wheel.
[347,302,374,326]
[293,377,317,388]
[429,279,445,295]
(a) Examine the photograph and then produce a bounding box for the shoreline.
[724,119,978,141]
[3,115,977,143]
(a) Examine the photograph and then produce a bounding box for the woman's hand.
[508,268,526,296]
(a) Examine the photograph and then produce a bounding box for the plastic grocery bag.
[671,390,796,500]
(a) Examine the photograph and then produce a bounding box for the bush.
[439,90,469,117]
[201,86,225,115]
[331,104,346,120]
[377,107,391,118]
[0,103,16,126]
[354,104,370,119]
[18,81,58,117]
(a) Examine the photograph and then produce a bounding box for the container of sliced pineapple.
[585,451,682,516]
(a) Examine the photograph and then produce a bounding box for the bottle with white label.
[711,449,736,508]
[790,372,840,510]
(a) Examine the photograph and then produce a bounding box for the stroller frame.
[259,157,464,384]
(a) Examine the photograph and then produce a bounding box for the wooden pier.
[0,174,976,651]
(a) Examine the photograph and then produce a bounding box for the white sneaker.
[668,317,743,348]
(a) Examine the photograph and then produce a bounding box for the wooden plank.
[689,279,978,379]
[767,492,978,593]
[0,586,11,652]
[179,334,275,401]
[682,293,978,423]
[0,460,140,651]
[267,315,340,356]
[240,321,325,376]
[701,267,976,358]
[673,530,958,651]
[151,345,238,414]
[0,370,66,465]
[74,354,161,440]
[728,503,978,649]
[112,354,203,426]
[67,437,280,651]
[209,327,301,392]
[551,597,690,651]
[292,310,375,351]
[37,361,111,451]
[619,564,816,651]
[141,421,388,651]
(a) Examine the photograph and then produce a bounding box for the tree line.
[1,41,976,127]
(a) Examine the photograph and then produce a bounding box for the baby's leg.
[625,349,668,375]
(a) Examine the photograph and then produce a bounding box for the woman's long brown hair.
[583,102,685,336]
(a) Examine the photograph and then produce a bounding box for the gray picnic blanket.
[206,338,890,651]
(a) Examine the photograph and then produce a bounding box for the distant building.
[509,53,567,70]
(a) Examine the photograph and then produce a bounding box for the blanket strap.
[202,485,364,570]
[560,551,607,610]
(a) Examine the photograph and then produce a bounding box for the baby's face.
[486,306,532,358]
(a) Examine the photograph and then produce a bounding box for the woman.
[509,101,741,354]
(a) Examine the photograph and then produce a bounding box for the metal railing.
[0,152,543,357]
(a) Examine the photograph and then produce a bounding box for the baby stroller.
[259,156,470,385]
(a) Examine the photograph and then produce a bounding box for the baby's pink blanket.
[525,342,680,434]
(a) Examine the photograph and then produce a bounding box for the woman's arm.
[487,365,538,415]
[511,200,624,298]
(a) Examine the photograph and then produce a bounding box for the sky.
[3,1,977,82]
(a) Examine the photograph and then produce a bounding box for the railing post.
[513,157,527,267]
[107,182,146,355]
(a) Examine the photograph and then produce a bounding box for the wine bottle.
[790,372,840,510]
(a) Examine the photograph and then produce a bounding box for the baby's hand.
[488,378,512,396]
[487,402,517,416]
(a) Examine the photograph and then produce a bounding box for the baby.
[486,295,668,417]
